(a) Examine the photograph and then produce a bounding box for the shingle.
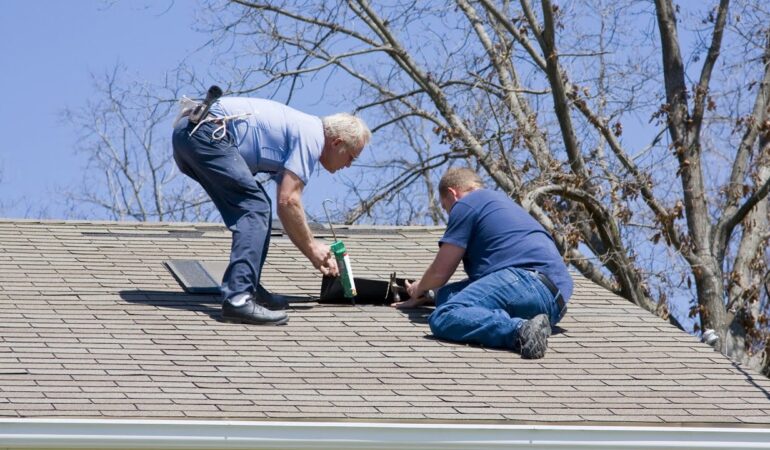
[1,219,770,426]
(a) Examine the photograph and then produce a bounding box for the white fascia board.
[1,419,770,450]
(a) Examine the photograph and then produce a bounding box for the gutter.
[1,419,770,449]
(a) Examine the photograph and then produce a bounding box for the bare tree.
[652,0,770,368]
[187,0,770,372]
[61,65,216,222]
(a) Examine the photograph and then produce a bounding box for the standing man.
[394,168,572,358]
[173,96,370,325]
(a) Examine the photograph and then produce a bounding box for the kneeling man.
[394,168,571,358]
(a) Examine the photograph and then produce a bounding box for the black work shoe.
[254,284,289,311]
[517,314,551,359]
[222,297,289,325]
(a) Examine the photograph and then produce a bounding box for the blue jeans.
[428,267,560,349]
[172,118,272,301]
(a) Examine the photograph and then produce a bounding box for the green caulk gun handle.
[331,240,357,301]
[322,199,357,304]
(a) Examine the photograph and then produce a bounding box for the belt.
[533,271,566,320]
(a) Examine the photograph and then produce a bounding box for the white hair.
[322,113,371,153]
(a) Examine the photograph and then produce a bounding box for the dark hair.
[439,168,483,195]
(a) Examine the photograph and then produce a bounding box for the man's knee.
[229,208,271,233]
[428,310,446,338]
[428,301,463,337]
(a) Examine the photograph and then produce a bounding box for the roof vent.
[165,260,222,294]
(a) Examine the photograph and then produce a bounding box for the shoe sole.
[520,314,551,359]
[221,315,289,326]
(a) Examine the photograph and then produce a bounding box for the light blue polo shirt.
[208,97,324,185]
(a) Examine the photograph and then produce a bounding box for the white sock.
[227,292,250,307]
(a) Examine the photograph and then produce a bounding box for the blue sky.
[0,1,213,218]
[0,0,356,220]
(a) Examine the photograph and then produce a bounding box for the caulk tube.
[330,241,357,298]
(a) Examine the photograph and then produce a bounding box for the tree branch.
[524,184,657,310]
[535,0,589,177]
[691,0,730,129]
[350,0,520,193]
[522,186,620,295]
[344,151,463,224]
[477,0,547,71]
[715,31,770,259]
[231,0,381,47]
[457,0,553,170]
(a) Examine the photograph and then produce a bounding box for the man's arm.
[276,170,339,276]
[393,243,464,308]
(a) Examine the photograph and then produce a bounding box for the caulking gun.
[322,200,357,302]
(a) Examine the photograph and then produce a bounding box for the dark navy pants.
[172,118,271,301]
[429,267,560,349]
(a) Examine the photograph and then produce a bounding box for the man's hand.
[392,243,463,310]
[392,279,430,309]
[309,240,339,277]
[392,296,430,309]
[405,279,422,299]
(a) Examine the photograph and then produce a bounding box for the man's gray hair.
[322,113,371,152]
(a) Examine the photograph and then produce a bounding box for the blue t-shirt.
[440,189,573,301]
[209,97,324,185]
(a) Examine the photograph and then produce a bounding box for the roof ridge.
[0,217,446,231]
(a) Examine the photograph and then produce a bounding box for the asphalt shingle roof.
[1,218,769,426]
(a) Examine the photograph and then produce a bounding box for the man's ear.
[446,187,460,201]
